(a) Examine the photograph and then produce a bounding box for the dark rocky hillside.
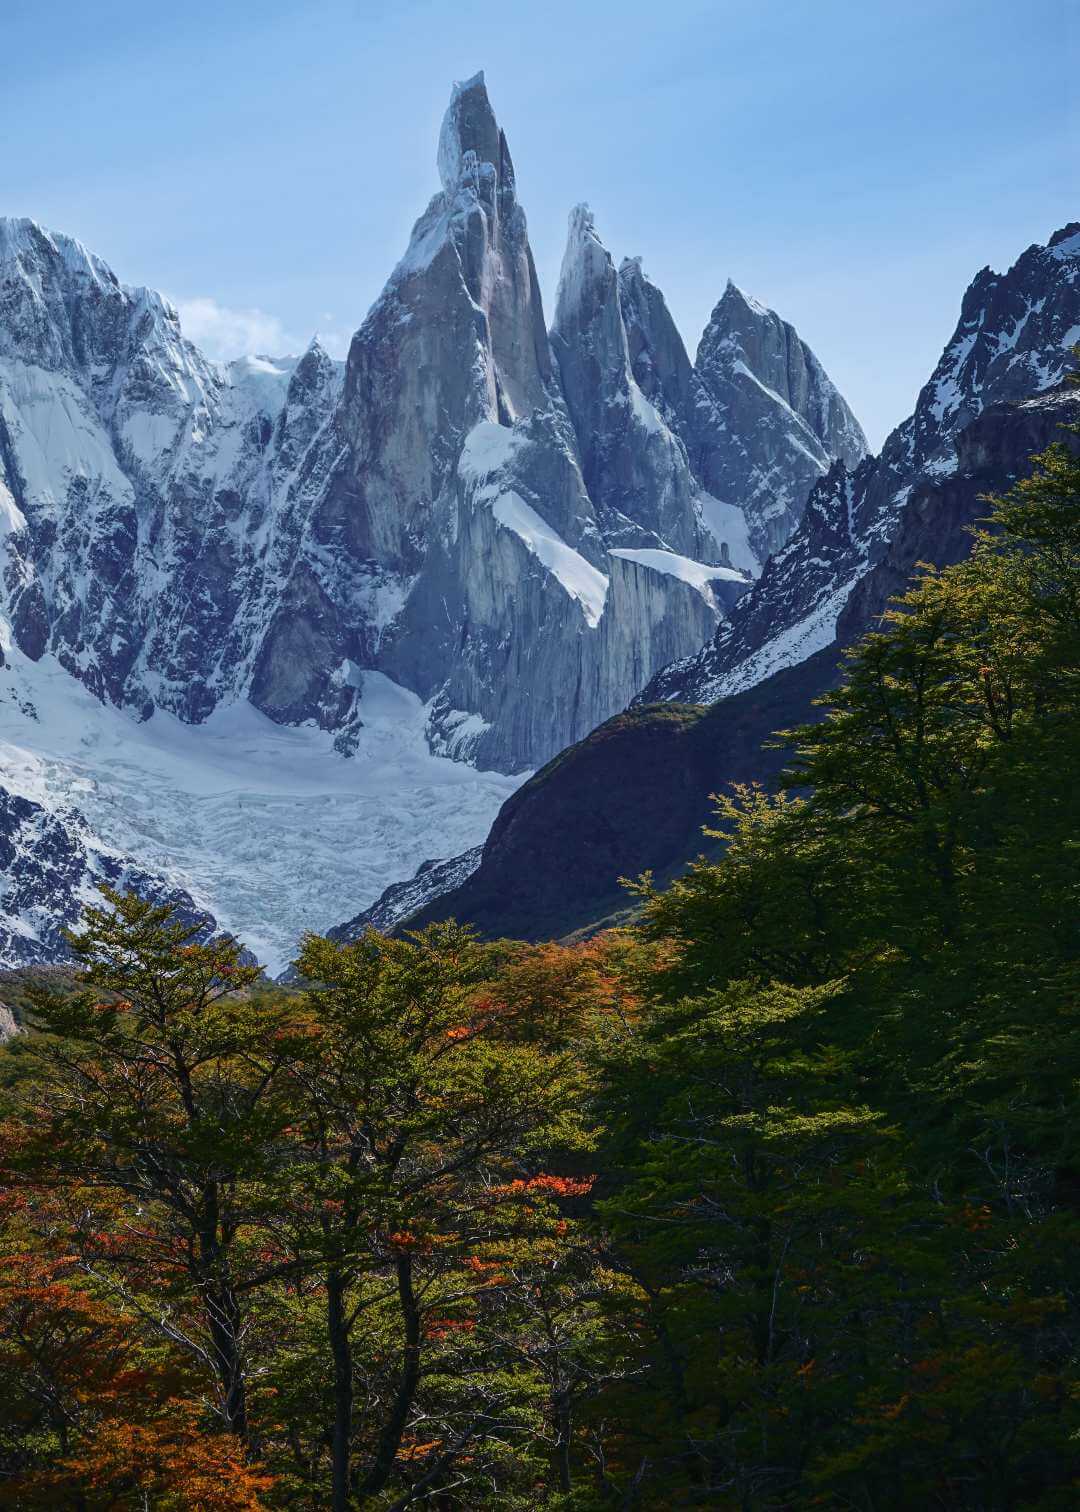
[406,652,838,940]
[394,384,1080,942]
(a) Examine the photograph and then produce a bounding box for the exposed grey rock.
[396,416,745,770]
[646,223,1080,705]
[334,72,554,577]
[618,255,698,430]
[0,77,774,776]
[551,206,709,559]
[0,780,225,969]
[685,281,868,559]
[611,251,866,567]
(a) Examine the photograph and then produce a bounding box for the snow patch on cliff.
[609,547,746,605]
[491,491,609,626]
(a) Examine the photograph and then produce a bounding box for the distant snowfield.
[0,650,522,974]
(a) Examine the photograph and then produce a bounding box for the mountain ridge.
[0,73,866,967]
[644,222,1080,706]
[343,232,1080,945]
[0,76,863,779]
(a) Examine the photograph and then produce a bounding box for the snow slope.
[0,648,521,973]
[644,221,1080,706]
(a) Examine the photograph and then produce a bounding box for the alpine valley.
[1,72,1077,972]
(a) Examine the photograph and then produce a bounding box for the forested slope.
[1,400,1077,1507]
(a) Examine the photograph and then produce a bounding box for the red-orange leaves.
[492,1174,595,1199]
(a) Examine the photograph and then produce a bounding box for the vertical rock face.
[334,72,554,573]
[644,224,1080,706]
[1,76,778,777]
[687,281,868,558]
[617,255,698,427]
[550,206,710,559]
[390,410,745,771]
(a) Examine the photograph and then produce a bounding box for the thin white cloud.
[174,296,298,361]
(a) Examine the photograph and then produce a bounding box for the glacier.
[0,645,520,973]
[0,72,872,963]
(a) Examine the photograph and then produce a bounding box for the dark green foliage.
[0,420,1077,1506]
[587,418,1080,1506]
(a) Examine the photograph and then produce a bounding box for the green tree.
[267,924,595,1509]
[7,891,301,1447]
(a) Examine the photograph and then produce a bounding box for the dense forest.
[0,413,1077,1507]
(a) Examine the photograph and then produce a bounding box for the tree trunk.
[553,1387,572,1493]
[327,1268,354,1512]
[205,1279,248,1441]
[198,1181,248,1442]
[357,1252,422,1500]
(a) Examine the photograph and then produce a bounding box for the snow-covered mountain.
[645,223,1080,705]
[0,72,867,967]
[617,259,868,561]
[358,377,1080,948]
[0,74,862,773]
[0,645,520,972]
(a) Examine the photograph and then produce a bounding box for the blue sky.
[2,0,1076,446]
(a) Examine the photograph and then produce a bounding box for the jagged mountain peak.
[0,215,118,289]
[714,277,770,319]
[436,70,508,195]
[1,71,874,965]
[616,253,698,435]
[380,71,530,320]
[290,334,339,387]
[683,273,868,559]
[702,277,824,377]
[553,203,618,331]
[550,207,862,568]
[1049,221,1080,251]
[645,222,1080,709]
[699,276,868,448]
[902,221,1080,487]
[0,215,184,330]
[2,78,858,798]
